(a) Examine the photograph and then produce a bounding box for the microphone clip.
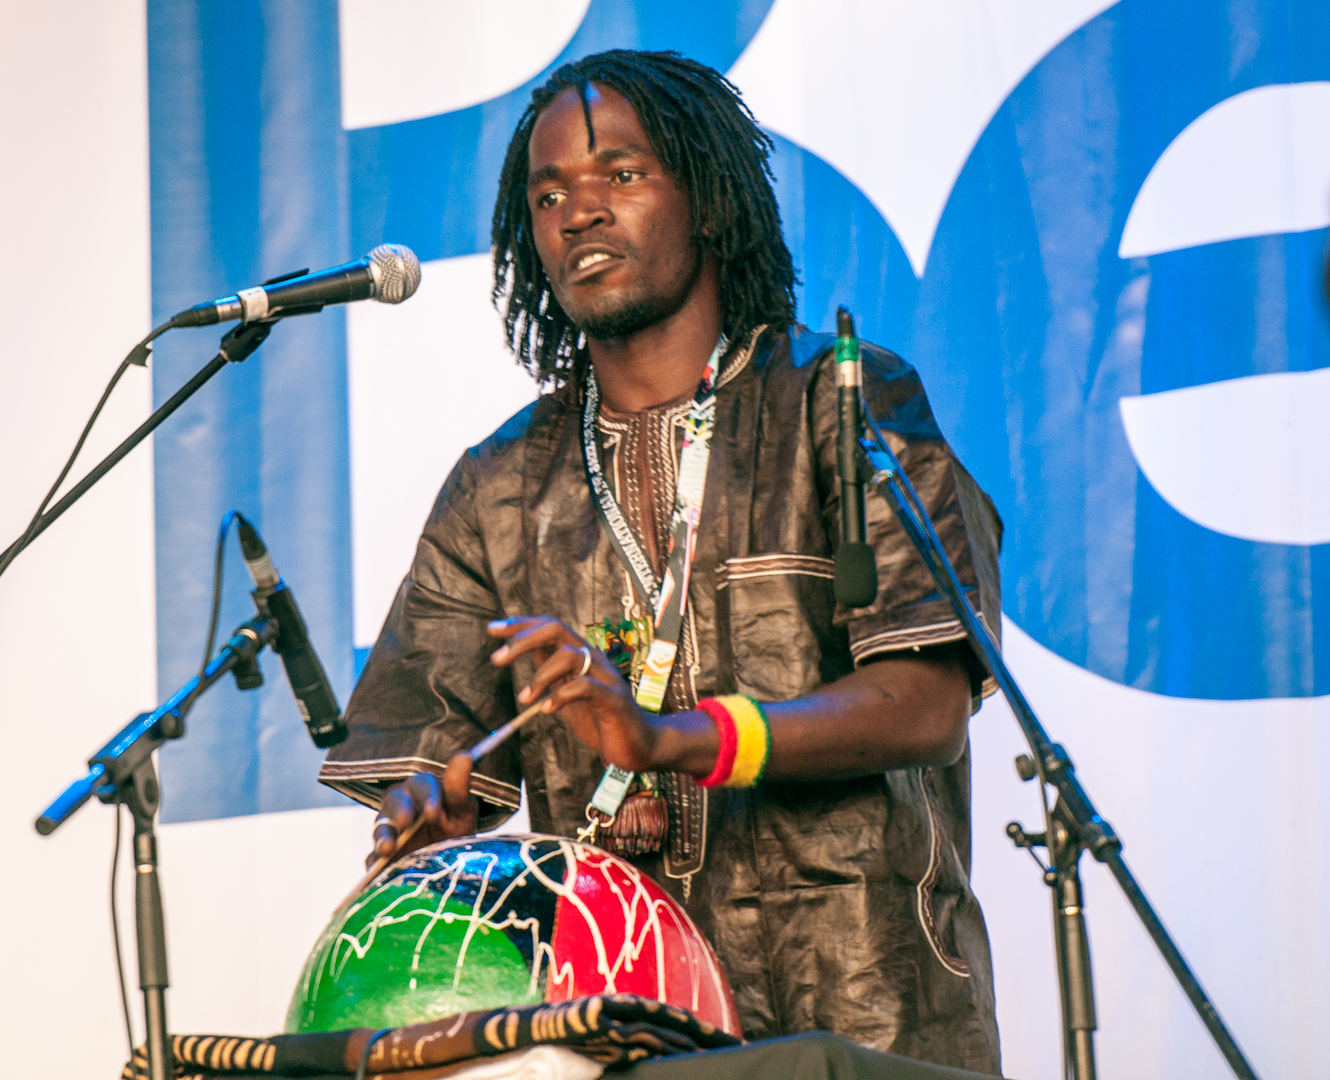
[218,319,276,364]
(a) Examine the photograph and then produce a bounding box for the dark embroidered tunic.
[320,327,1005,1074]
[595,390,699,712]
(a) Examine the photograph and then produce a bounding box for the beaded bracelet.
[695,694,770,787]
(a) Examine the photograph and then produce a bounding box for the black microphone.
[833,307,878,608]
[236,516,347,748]
[173,243,421,327]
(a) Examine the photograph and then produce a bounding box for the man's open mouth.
[567,247,624,281]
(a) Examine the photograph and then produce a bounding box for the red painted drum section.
[548,844,740,1036]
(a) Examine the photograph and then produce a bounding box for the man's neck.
[585,262,723,412]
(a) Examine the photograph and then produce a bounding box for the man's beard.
[561,246,703,341]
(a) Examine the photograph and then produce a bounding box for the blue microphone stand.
[35,617,277,1080]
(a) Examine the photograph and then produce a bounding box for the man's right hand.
[369,753,479,866]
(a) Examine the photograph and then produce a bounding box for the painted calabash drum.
[286,834,740,1037]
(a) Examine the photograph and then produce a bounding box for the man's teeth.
[576,252,612,271]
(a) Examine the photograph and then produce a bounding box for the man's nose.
[561,182,612,235]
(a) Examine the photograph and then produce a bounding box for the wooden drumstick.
[334,695,552,915]
[335,815,428,915]
[462,693,550,763]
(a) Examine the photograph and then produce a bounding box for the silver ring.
[374,815,393,830]
[577,645,592,677]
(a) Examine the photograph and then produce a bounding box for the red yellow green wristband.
[695,694,770,788]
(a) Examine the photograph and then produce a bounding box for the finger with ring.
[577,645,592,677]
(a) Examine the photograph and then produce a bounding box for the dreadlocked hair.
[492,49,797,387]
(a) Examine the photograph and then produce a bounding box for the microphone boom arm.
[0,317,278,573]
[856,402,1260,1080]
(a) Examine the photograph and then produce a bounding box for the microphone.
[833,307,878,608]
[173,243,421,327]
[236,516,348,748]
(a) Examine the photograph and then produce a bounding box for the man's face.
[526,85,700,340]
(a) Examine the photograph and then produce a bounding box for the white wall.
[0,2,156,1075]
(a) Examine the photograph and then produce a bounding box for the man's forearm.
[647,653,973,782]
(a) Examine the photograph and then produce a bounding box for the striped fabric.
[119,993,739,1078]
[121,1034,276,1079]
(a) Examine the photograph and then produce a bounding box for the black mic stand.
[0,315,295,572]
[1007,786,1098,1077]
[35,616,277,1080]
[849,362,1261,1080]
[15,308,325,1078]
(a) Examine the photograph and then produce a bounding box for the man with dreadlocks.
[321,50,1004,1075]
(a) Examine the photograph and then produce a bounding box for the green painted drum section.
[285,879,541,1032]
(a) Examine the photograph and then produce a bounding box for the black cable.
[201,510,243,678]
[356,1028,393,1080]
[0,320,175,581]
[110,802,135,1059]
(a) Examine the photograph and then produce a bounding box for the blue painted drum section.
[287,837,567,1032]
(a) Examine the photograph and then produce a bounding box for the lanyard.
[578,336,725,832]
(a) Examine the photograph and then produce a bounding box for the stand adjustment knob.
[1014,754,1037,781]
[158,710,185,740]
[1006,820,1047,849]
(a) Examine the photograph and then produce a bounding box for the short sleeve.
[317,453,523,825]
[813,342,1004,704]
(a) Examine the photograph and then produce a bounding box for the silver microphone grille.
[369,243,422,304]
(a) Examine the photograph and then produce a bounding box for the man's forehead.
[526,84,655,179]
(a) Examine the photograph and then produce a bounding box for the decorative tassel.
[602,791,668,856]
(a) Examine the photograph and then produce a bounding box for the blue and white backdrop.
[3,2,1327,1077]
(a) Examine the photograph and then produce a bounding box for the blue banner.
[148,0,1330,821]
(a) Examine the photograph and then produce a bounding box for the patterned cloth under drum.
[118,993,740,1079]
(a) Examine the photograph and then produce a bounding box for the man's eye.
[537,191,564,208]
[610,170,641,185]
